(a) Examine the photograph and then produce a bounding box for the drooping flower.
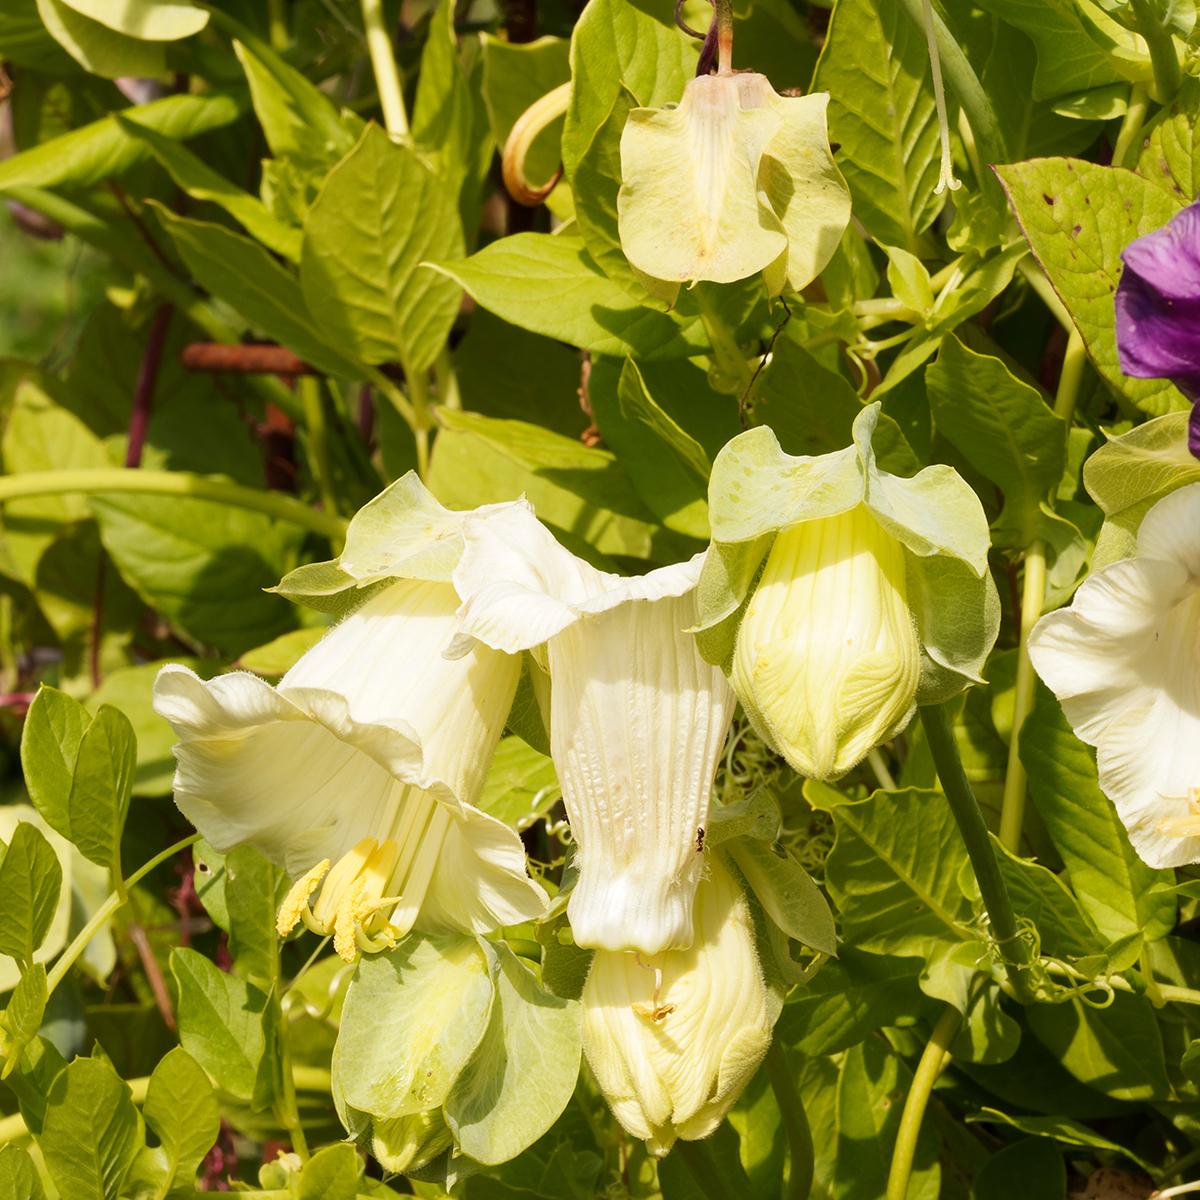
[580,856,773,1156]
[617,73,850,293]
[697,402,998,781]
[1028,482,1200,868]
[1114,200,1200,456]
[449,502,736,956]
[153,478,548,961]
[732,504,922,779]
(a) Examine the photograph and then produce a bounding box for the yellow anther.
[333,877,368,962]
[276,859,331,937]
[312,837,379,928]
[1157,786,1200,838]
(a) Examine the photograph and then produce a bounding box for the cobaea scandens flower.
[618,72,850,293]
[1029,482,1200,868]
[581,856,773,1156]
[153,476,548,961]
[697,402,998,780]
[448,502,736,955]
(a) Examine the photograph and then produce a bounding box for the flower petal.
[1135,481,1200,578]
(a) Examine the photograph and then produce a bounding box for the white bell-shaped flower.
[732,504,922,780]
[1029,482,1200,868]
[580,857,773,1156]
[449,502,736,956]
[154,578,548,961]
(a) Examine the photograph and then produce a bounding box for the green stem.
[45,834,200,999]
[894,0,1007,169]
[714,0,734,73]
[997,329,1086,851]
[886,1007,961,1200]
[1112,83,1151,167]
[267,0,288,49]
[275,1000,311,1161]
[434,348,462,411]
[765,1042,814,1200]
[1129,0,1182,104]
[1018,259,1072,335]
[360,0,409,137]
[695,289,753,398]
[852,298,921,322]
[919,705,1034,1003]
[408,369,433,480]
[299,378,341,526]
[0,469,347,540]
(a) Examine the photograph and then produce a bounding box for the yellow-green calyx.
[732,505,921,780]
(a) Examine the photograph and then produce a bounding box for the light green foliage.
[140,1048,221,1196]
[334,934,494,1121]
[36,1056,144,1199]
[927,336,1075,549]
[35,0,165,76]
[0,825,61,967]
[812,0,943,251]
[997,158,1187,417]
[444,944,582,1164]
[0,1144,45,1200]
[727,840,836,956]
[300,125,464,374]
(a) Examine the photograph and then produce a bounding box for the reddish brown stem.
[181,342,315,375]
[127,305,172,468]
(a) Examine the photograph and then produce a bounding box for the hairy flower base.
[733,504,921,779]
[581,859,772,1155]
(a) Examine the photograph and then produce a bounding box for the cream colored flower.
[450,502,735,956]
[732,504,921,780]
[1029,482,1200,868]
[581,857,772,1156]
[154,577,547,961]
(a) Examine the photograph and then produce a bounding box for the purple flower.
[1115,200,1200,457]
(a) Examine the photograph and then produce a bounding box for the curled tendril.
[280,960,355,1022]
[674,0,709,40]
[501,81,571,206]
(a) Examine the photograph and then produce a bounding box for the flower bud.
[370,1109,453,1174]
[732,504,920,780]
[580,858,772,1156]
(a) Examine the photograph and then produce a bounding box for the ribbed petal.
[581,859,772,1155]
[451,503,728,953]
[555,593,735,953]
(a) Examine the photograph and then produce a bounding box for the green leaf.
[812,0,943,252]
[35,0,165,77]
[224,845,285,983]
[3,964,49,1065]
[778,953,928,1057]
[996,158,1187,417]
[57,0,206,39]
[926,336,1070,549]
[237,628,325,676]
[0,826,62,967]
[834,1038,939,1200]
[563,0,695,158]
[588,359,710,540]
[115,116,300,260]
[36,1056,143,1200]
[972,0,1141,99]
[20,686,89,845]
[817,788,973,961]
[1137,95,1200,202]
[972,1138,1065,1200]
[1082,411,1200,565]
[748,336,920,476]
[968,1108,1155,1173]
[171,946,279,1109]
[1021,685,1175,944]
[153,208,364,380]
[727,840,837,957]
[0,93,245,193]
[1024,993,1171,1102]
[429,233,703,359]
[89,489,300,656]
[62,705,135,872]
[480,34,570,194]
[294,1144,362,1200]
[142,1047,220,1194]
[445,944,582,1164]
[300,124,464,373]
[0,1143,45,1200]
[476,736,559,832]
[230,33,358,172]
[429,407,692,565]
[334,934,494,1121]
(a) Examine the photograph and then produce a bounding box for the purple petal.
[1114,267,1200,379]
[1120,201,1200,301]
